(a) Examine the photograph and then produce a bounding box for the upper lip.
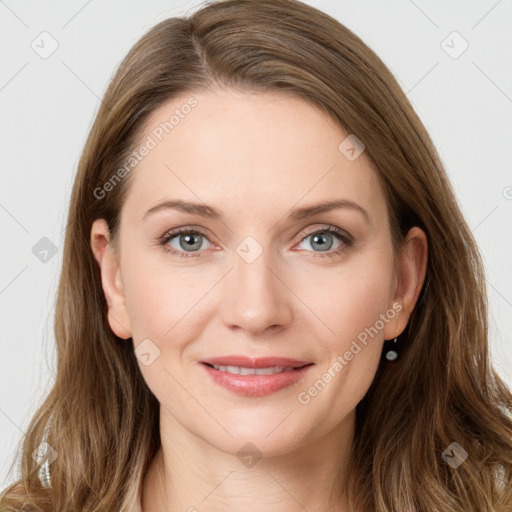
[201,356,313,369]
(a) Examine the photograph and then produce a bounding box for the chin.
[191,411,314,458]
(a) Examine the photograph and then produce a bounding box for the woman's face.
[92,87,423,457]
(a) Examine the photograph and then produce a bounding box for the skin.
[90,87,427,512]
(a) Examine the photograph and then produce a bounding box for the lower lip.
[201,363,314,397]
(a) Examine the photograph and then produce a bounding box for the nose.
[219,245,294,337]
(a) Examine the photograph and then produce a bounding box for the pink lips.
[200,355,314,397]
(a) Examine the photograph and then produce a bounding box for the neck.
[141,407,356,512]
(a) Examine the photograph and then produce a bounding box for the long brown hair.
[2,1,511,510]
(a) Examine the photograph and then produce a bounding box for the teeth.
[211,364,296,375]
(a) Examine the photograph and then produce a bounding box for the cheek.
[120,258,194,407]
[121,253,206,340]
[295,253,395,343]
[293,252,394,402]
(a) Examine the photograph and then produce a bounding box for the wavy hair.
[2,0,511,510]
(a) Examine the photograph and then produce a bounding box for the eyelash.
[157,226,354,259]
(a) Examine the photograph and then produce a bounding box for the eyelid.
[298,224,352,242]
[158,226,217,245]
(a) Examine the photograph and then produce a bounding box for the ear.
[90,219,132,339]
[384,226,428,340]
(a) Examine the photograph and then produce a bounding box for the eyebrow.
[142,198,370,224]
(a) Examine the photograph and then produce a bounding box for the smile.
[200,360,314,397]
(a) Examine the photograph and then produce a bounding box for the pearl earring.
[385,329,400,361]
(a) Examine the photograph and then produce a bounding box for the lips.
[200,355,314,397]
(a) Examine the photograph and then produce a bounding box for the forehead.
[121,87,385,223]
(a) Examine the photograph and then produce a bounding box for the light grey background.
[1,0,511,489]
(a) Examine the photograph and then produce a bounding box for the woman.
[1,0,511,510]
